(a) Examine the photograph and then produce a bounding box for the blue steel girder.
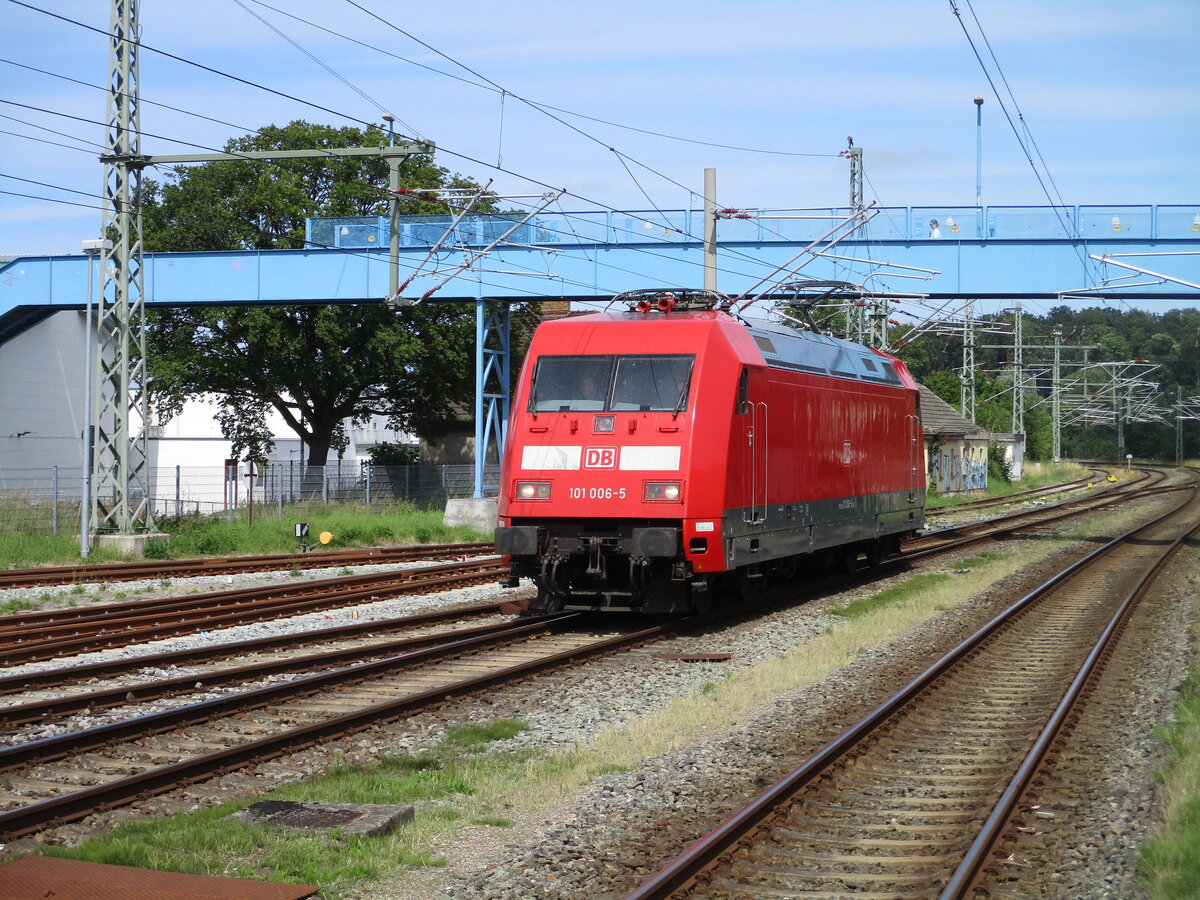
[4,235,1199,341]
[474,300,510,499]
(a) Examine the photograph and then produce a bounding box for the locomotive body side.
[727,325,925,578]
[495,309,925,613]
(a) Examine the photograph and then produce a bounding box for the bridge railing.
[309,205,1200,249]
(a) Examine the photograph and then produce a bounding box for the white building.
[1,311,413,508]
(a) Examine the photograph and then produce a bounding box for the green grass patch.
[958,551,1006,566]
[1139,604,1200,898]
[37,720,533,897]
[0,597,36,615]
[444,719,530,750]
[0,502,490,569]
[829,572,953,619]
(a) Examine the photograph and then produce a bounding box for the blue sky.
[2,0,1198,261]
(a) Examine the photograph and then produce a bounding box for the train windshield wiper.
[672,367,693,418]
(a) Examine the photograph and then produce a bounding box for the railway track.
[0,558,505,665]
[0,467,1188,847]
[902,466,1171,557]
[0,602,531,729]
[0,541,495,590]
[924,468,1104,515]
[0,612,689,841]
[5,475,1182,738]
[624,478,1199,899]
[0,468,1181,677]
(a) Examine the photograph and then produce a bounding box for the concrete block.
[443,497,498,533]
[93,532,170,557]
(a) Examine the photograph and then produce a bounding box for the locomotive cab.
[496,345,709,613]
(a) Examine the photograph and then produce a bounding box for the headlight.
[515,481,551,500]
[644,482,682,502]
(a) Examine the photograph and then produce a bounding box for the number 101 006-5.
[568,487,627,500]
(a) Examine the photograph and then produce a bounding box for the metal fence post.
[366,462,373,505]
[175,465,181,518]
[323,466,328,504]
[52,466,59,536]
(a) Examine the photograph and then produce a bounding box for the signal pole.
[1011,301,1024,438]
[704,168,717,291]
[1051,325,1062,462]
[847,140,863,210]
[961,298,976,422]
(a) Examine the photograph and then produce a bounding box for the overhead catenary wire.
[6,1,412,139]
[947,0,1092,288]
[0,106,108,152]
[0,172,105,201]
[231,0,421,140]
[3,0,888,300]
[6,0,773,264]
[0,57,311,151]
[0,126,103,156]
[0,102,796,297]
[244,0,839,161]
[0,188,105,211]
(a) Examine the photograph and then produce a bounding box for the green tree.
[140,121,493,466]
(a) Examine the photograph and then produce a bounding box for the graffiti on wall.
[927,440,988,494]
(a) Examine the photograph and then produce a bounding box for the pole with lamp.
[79,238,112,558]
[974,95,984,238]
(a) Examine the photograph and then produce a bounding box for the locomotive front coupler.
[585,536,607,578]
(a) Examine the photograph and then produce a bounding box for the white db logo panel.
[584,448,617,468]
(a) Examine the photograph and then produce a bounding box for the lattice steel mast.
[94,0,152,534]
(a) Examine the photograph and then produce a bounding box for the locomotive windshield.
[530,354,694,412]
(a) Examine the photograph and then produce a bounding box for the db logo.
[584,447,617,469]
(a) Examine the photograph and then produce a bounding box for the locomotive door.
[905,413,922,499]
[745,401,769,524]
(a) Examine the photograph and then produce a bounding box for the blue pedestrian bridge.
[3,203,1198,346]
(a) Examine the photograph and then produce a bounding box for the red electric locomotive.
[495,289,925,614]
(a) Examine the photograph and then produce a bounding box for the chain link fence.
[0,462,500,537]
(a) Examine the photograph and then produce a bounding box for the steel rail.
[0,557,500,630]
[0,561,506,665]
[925,469,1104,513]
[4,479,1166,725]
[0,614,681,841]
[0,598,514,695]
[939,514,1200,898]
[0,616,538,727]
[622,483,1198,900]
[0,614,581,772]
[1,475,1180,668]
[904,477,1184,556]
[0,542,495,589]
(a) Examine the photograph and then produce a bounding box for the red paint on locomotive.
[495,303,924,613]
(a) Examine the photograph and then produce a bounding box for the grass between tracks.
[0,502,489,569]
[1139,583,1200,899]
[41,721,532,895]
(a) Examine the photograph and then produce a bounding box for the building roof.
[918,384,990,439]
